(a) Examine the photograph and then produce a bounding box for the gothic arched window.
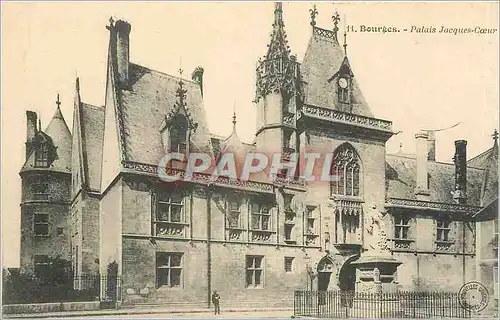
[330,144,361,197]
[170,114,188,153]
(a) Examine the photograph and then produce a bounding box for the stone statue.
[373,267,381,283]
[365,205,389,253]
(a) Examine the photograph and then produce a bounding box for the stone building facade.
[19,3,498,309]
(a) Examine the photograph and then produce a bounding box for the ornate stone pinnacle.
[309,5,318,27]
[56,94,61,108]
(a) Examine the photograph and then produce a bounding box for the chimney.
[415,131,430,200]
[191,66,204,97]
[26,111,38,160]
[453,140,467,204]
[427,131,436,161]
[114,20,131,86]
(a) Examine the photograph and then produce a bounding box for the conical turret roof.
[21,96,72,174]
[45,103,72,172]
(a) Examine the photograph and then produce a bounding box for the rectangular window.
[436,216,452,241]
[156,252,183,288]
[284,194,295,243]
[251,203,271,231]
[281,130,295,164]
[57,227,64,235]
[246,256,263,288]
[493,266,498,300]
[157,190,183,223]
[285,225,294,242]
[284,257,294,272]
[34,213,49,236]
[284,194,293,213]
[34,255,50,278]
[494,218,498,258]
[306,207,316,234]
[338,87,349,103]
[394,215,411,240]
[75,245,79,276]
[35,144,49,167]
[32,180,49,201]
[227,197,240,228]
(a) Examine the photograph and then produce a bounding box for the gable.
[118,63,213,165]
[300,27,373,117]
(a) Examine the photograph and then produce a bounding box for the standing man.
[211,290,221,315]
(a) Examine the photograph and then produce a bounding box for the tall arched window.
[330,144,361,197]
[170,114,188,153]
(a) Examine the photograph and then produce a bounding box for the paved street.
[8,310,295,320]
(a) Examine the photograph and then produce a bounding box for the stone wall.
[20,173,71,274]
[99,179,122,276]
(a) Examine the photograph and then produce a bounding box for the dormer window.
[34,143,49,168]
[337,77,349,104]
[169,114,188,154]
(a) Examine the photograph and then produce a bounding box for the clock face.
[338,77,348,89]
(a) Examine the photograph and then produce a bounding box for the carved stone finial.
[56,94,61,109]
[332,10,340,33]
[493,129,498,146]
[309,5,318,27]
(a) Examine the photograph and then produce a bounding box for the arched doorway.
[317,256,335,291]
[338,263,356,291]
[316,256,335,306]
[337,255,359,307]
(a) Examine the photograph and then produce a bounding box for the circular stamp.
[458,281,489,312]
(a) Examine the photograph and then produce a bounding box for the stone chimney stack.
[415,131,430,201]
[427,131,436,161]
[191,66,204,97]
[115,20,131,86]
[453,140,467,204]
[26,111,38,160]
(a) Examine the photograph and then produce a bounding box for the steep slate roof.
[300,27,373,117]
[21,106,72,174]
[386,154,485,206]
[479,145,498,206]
[468,147,495,169]
[80,103,105,191]
[120,63,213,165]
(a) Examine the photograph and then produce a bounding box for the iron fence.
[294,290,472,318]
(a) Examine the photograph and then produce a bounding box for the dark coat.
[212,292,220,304]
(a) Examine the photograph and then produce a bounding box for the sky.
[1,2,498,268]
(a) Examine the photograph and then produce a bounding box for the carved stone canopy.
[160,78,198,133]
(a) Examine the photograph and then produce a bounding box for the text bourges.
[347,25,497,35]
